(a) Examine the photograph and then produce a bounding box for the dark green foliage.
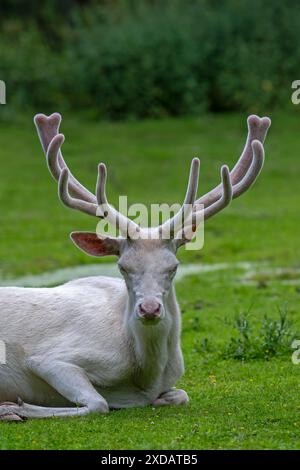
[0,0,299,118]
[64,3,208,118]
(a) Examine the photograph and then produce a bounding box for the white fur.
[0,271,186,419]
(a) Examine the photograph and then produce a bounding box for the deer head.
[34,113,270,324]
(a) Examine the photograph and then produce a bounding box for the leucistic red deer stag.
[0,114,270,421]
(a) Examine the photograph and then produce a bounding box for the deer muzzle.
[137,299,162,322]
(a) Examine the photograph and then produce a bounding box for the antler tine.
[58,169,98,216]
[46,134,65,181]
[159,158,200,237]
[178,163,232,241]
[231,139,264,198]
[34,113,96,203]
[34,113,61,152]
[230,115,270,184]
[96,163,140,237]
[195,115,271,208]
[203,165,232,220]
[183,157,200,205]
[96,163,107,205]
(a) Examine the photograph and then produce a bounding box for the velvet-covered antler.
[34,113,140,236]
[35,113,270,242]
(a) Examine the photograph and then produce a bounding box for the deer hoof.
[0,402,25,422]
[0,412,24,422]
[152,388,189,407]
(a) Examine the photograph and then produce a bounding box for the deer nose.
[138,300,161,320]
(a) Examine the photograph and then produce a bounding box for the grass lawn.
[0,111,300,449]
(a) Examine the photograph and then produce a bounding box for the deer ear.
[70,232,120,257]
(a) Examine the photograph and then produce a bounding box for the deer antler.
[195,115,270,218]
[34,113,139,237]
[160,115,270,239]
[34,113,96,203]
[35,113,270,242]
[159,157,200,238]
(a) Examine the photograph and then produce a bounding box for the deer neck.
[125,285,181,389]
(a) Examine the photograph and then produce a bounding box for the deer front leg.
[152,388,189,407]
[0,357,108,420]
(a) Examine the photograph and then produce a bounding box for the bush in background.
[0,0,300,119]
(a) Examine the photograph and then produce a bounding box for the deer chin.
[138,316,162,326]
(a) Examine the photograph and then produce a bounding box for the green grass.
[0,111,300,449]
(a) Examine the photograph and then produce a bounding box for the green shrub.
[222,307,298,361]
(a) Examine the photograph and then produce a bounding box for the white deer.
[0,113,270,421]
